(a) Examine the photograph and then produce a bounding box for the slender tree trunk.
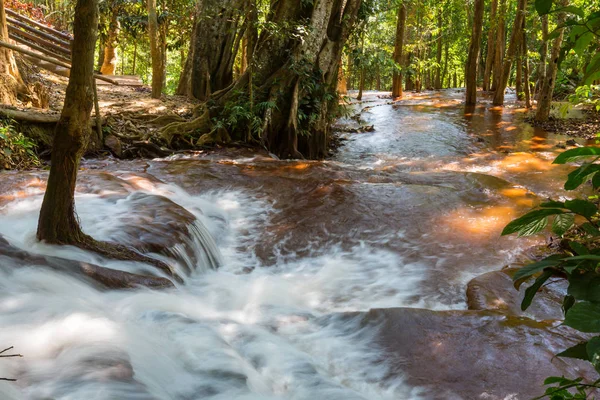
[337,61,347,94]
[535,8,565,122]
[442,40,449,88]
[522,20,532,108]
[0,0,25,105]
[492,0,526,106]
[491,0,506,92]
[357,66,365,100]
[147,0,162,98]
[392,3,407,98]
[483,0,498,91]
[434,10,443,89]
[100,9,119,75]
[535,15,548,100]
[465,0,484,106]
[516,41,523,100]
[37,0,98,243]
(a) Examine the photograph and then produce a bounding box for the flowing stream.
[0,90,578,399]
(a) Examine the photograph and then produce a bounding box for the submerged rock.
[360,308,594,400]
[466,269,565,320]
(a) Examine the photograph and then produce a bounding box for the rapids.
[0,90,579,399]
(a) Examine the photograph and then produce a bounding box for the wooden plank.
[9,31,71,64]
[7,24,71,57]
[5,9,72,42]
[7,16,71,50]
[96,75,144,86]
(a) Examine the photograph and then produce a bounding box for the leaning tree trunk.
[178,0,246,101]
[0,0,25,105]
[392,2,407,98]
[147,0,162,98]
[465,0,484,106]
[100,9,119,75]
[535,9,565,122]
[491,0,506,92]
[37,0,98,243]
[535,15,548,100]
[492,0,526,106]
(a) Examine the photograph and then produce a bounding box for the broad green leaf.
[587,337,600,373]
[564,164,600,190]
[574,32,594,56]
[541,200,566,208]
[581,222,600,236]
[535,0,553,15]
[564,199,597,218]
[0,132,6,140]
[569,241,589,255]
[556,342,590,361]
[513,254,564,284]
[566,255,600,262]
[568,272,600,303]
[552,213,575,236]
[553,146,600,164]
[502,209,565,236]
[554,5,585,18]
[563,295,576,313]
[564,301,600,332]
[584,54,600,85]
[522,270,553,310]
[593,173,600,189]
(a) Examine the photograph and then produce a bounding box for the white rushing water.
[0,174,429,400]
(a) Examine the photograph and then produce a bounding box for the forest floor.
[527,109,600,140]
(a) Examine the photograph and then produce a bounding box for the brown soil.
[526,109,600,140]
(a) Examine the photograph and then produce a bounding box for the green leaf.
[566,255,600,262]
[522,270,554,311]
[556,342,590,361]
[587,337,600,373]
[582,223,600,237]
[502,209,565,236]
[553,146,600,164]
[584,54,600,85]
[541,200,566,208]
[552,213,575,236]
[592,173,600,189]
[563,295,576,313]
[568,272,600,303]
[555,5,585,18]
[564,199,597,218]
[535,0,553,15]
[569,241,589,255]
[0,132,6,140]
[564,301,600,332]
[564,164,600,190]
[513,254,564,284]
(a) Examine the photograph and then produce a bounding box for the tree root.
[159,108,212,145]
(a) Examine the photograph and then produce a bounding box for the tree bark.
[483,0,498,91]
[100,9,119,75]
[535,8,564,122]
[491,0,506,92]
[465,0,484,106]
[535,15,548,100]
[522,20,531,108]
[147,0,162,98]
[392,2,407,98]
[492,0,526,106]
[37,0,98,243]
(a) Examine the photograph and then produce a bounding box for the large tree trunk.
[535,9,565,122]
[178,0,246,101]
[100,9,119,75]
[465,0,484,106]
[147,0,162,98]
[483,0,498,91]
[492,0,526,106]
[337,61,347,94]
[0,0,25,105]
[37,0,98,243]
[392,3,407,98]
[522,20,532,108]
[434,10,443,90]
[491,0,506,92]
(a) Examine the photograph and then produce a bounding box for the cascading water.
[0,91,577,399]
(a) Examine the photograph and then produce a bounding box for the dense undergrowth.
[0,118,40,170]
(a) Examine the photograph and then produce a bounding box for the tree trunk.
[178,0,246,101]
[434,11,443,90]
[0,0,24,105]
[337,61,347,94]
[392,3,407,98]
[535,9,565,122]
[492,0,526,106]
[465,0,484,106]
[147,0,162,98]
[37,0,98,243]
[491,0,506,92]
[535,15,548,100]
[442,40,449,88]
[357,66,365,100]
[100,9,119,75]
[483,0,498,91]
[131,40,137,75]
[522,20,532,108]
[516,34,523,100]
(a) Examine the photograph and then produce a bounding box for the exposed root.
[159,108,212,145]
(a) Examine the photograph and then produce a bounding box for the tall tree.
[483,0,498,91]
[100,5,120,75]
[492,0,526,106]
[465,0,484,106]
[491,0,506,91]
[534,15,548,100]
[434,9,443,89]
[392,2,407,98]
[521,20,532,108]
[147,0,162,98]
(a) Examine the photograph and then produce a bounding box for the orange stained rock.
[498,152,554,172]
[440,205,519,237]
